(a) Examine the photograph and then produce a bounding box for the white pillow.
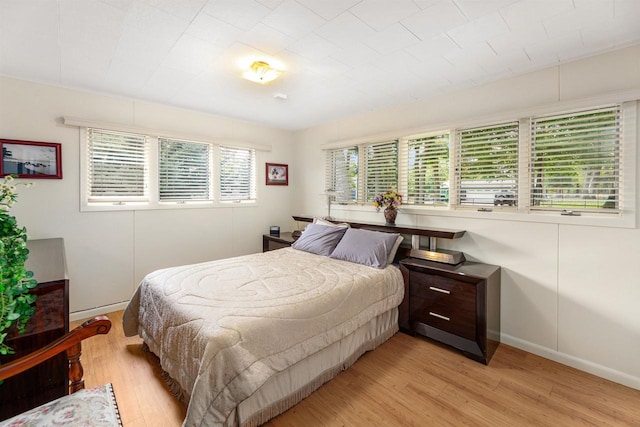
[313,217,350,228]
[387,234,404,265]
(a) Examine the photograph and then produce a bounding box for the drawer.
[410,295,476,340]
[267,240,291,251]
[409,271,476,301]
[408,271,477,340]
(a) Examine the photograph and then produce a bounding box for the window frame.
[399,131,451,207]
[453,121,520,210]
[323,100,637,228]
[86,128,150,204]
[158,137,213,203]
[80,127,261,212]
[325,146,359,203]
[362,140,399,203]
[219,145,257,203]
[528,105,622,214]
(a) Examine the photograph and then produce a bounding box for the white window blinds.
[364,140,398,202]
[405,133,450,205]
[87,128,148,202]
[530,106,621,212]
[220,146,256,201]
[159,138,211,202]
[325,147,358,203]
[456,122,519,207]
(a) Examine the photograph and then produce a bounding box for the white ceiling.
[1,0,639,131]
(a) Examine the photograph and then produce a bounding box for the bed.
[123,222,404,427]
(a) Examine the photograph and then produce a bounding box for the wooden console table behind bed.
[291,215,466,264]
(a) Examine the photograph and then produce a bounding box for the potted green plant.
[0,175,37,356]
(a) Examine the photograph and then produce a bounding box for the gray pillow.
[291,223,347,256]
[330,228,401,269]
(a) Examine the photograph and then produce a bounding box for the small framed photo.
[266,163,288,186]
[1,139,62,179]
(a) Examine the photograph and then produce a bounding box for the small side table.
[399,257,501,364]
[262,232,296,252]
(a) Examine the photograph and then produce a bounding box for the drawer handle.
[429,312,450,321]
[429,286,450,294]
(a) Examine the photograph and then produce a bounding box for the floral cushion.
[0,383,122,427]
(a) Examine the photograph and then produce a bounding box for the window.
[87,129,148,203]
[83,127,258,209]
[159,138,211,202]
[325,147,358,203]
[219,146,256,202]
[455,122,519,207]
[324,141,398,204]
[530,106,621,212]
[325,101,633,222]
[404,133,450,206]
[364,140,398,202]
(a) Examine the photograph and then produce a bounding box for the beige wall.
[0,76,295,316]
[292,45,640,390]
[1,45,639,392]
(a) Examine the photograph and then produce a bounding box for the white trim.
[70,302,640,390]
[63,116,272,152]
[70,301,130,322]
[79,126,260,212]
[621,100,637,223]
[322,132,401,150]
[79,127,89,211]
[324,97,638,229]
[322,89,640,151]
[80,199,259,212]
[517,118,530,212]
[328,203,634,229]
[501,333,640,391]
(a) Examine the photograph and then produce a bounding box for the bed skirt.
[151,308,399,427]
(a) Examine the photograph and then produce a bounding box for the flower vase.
[384,207,397,225]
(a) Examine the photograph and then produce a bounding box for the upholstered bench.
[0,383,122,426]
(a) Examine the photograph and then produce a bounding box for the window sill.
[329,203,635,229]
[81,200,258,212]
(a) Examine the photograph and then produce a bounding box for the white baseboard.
[70,301,130,322]
[501,333,640,391]
[68,304,639,392]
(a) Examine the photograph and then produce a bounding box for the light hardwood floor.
[73,311,640,426]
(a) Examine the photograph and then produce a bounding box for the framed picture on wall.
[265,163,288,186]
[0,139,62,179]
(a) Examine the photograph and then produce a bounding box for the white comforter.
[123,248,404,427]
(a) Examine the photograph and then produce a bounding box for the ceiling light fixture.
[242,60,284,84]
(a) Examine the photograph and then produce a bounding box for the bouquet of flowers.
[373,189,402,212]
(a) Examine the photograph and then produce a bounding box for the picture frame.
[265,163,288,186]
[1,139,62,179]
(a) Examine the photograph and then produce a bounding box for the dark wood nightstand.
[262,232,296,252]
[399,258,501,364]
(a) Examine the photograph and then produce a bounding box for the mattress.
[123,247,404,427]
